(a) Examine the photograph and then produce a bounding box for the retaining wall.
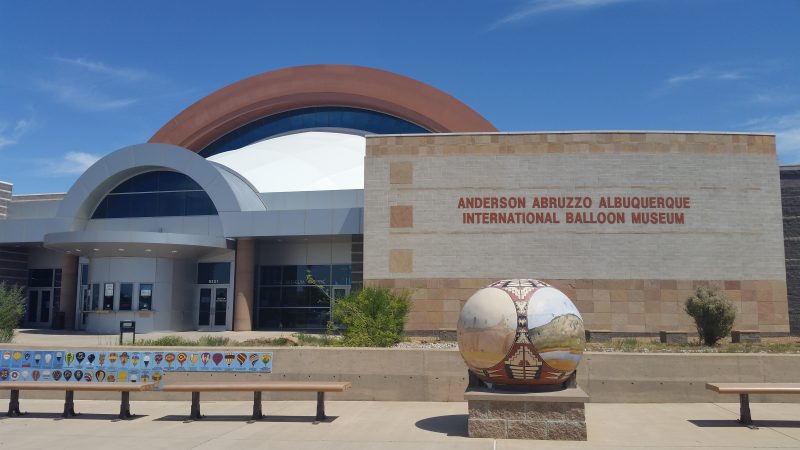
[1,346,798,403]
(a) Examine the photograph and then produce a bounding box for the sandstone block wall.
[364,132,787,333]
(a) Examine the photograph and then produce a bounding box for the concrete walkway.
[1,400,799,449]
[10,328,301,347]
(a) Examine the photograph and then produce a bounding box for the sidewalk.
[1,400,799,449]
[9,328,300,347]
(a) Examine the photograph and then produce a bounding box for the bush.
[332,287,411,347]
[0,283,26,343]
[684,287,736,346]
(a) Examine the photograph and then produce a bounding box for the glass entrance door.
[197,285,229,330]
[26,289,52,327]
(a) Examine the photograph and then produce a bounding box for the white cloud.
[0,135,15,149]
[35,79,138,111]
[746,112,800,164]
[490,0,636,29]
[749,89,798,105]
[45,151,102,175]
[666,68,747,86]
[0,109,38,150]
[52,56,149,82]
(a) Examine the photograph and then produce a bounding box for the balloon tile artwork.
[0,349,273,388]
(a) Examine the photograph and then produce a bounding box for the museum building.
[0,65,792,335]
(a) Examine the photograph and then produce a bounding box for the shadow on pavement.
[154,414,338,423]
[415,414,468,437]
[15,328,98,336]
[0,412,145,421]
[690,419,800,428]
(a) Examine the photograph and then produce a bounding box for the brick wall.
[364,132,788,334]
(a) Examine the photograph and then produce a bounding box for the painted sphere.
[457,279,584,386]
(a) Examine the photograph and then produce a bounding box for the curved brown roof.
[149,64,497,152]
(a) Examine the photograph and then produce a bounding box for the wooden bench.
[706,383,800,425]
[1,382,158,419]
[161,381,352,421]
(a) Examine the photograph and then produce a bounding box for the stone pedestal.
[465,386,589,440]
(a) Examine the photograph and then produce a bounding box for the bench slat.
[706,383,800,394]
[162,381,352,393]
[0,382,157,392]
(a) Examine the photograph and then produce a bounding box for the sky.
[0,0,799,194]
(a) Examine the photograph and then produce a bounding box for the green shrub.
[684,287,736,346]
[197,335,231,346]
[0,283,25,343]
[332,287,410,347]
[132,335,194,346]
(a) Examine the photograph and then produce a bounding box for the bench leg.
[63,391,77,417]
[739,393,753,425]
[315,392,326,422]
[119,391,132,419]
[190,392,201,420]
[252,391,263,420]
[7,389,22,416]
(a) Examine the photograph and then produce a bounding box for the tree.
[684,287,736,346]
[0,283,26,343]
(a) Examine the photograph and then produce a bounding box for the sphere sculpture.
[457,279,584,387]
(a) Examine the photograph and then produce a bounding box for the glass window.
[259,287,282,307]
[103,283,114,310]
[198,288,211,326]
[91,171,217,219]
[255,264,350,330]
[119,283,133,311]
[197,263,231,284]
[54,269,62,288]
[185,191,217,215]
[332,265,351,285]
[112,172,157,193]
[281,266,305,285]
[157,192,186,216]
[51,289,59,320]
[80,264,89,286]
[91,284,100,310]
[138,284,153,311]
[129,192,158,217]
[281,265,330,285]
[106,194,129,218]
[159,171,202,191]
[259,266,282,285]
[27,291,38,322]
[29,269,53,288]
[200,106,431,158]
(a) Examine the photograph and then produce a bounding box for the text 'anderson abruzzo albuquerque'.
[457,195,691,225]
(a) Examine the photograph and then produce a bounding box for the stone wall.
[364,132,788,333]
[2,346,799,403]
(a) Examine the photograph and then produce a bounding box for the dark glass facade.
[197,263,231,285]
[91,171,217,219]
[256,264,351,330]
[199,106,430,157]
